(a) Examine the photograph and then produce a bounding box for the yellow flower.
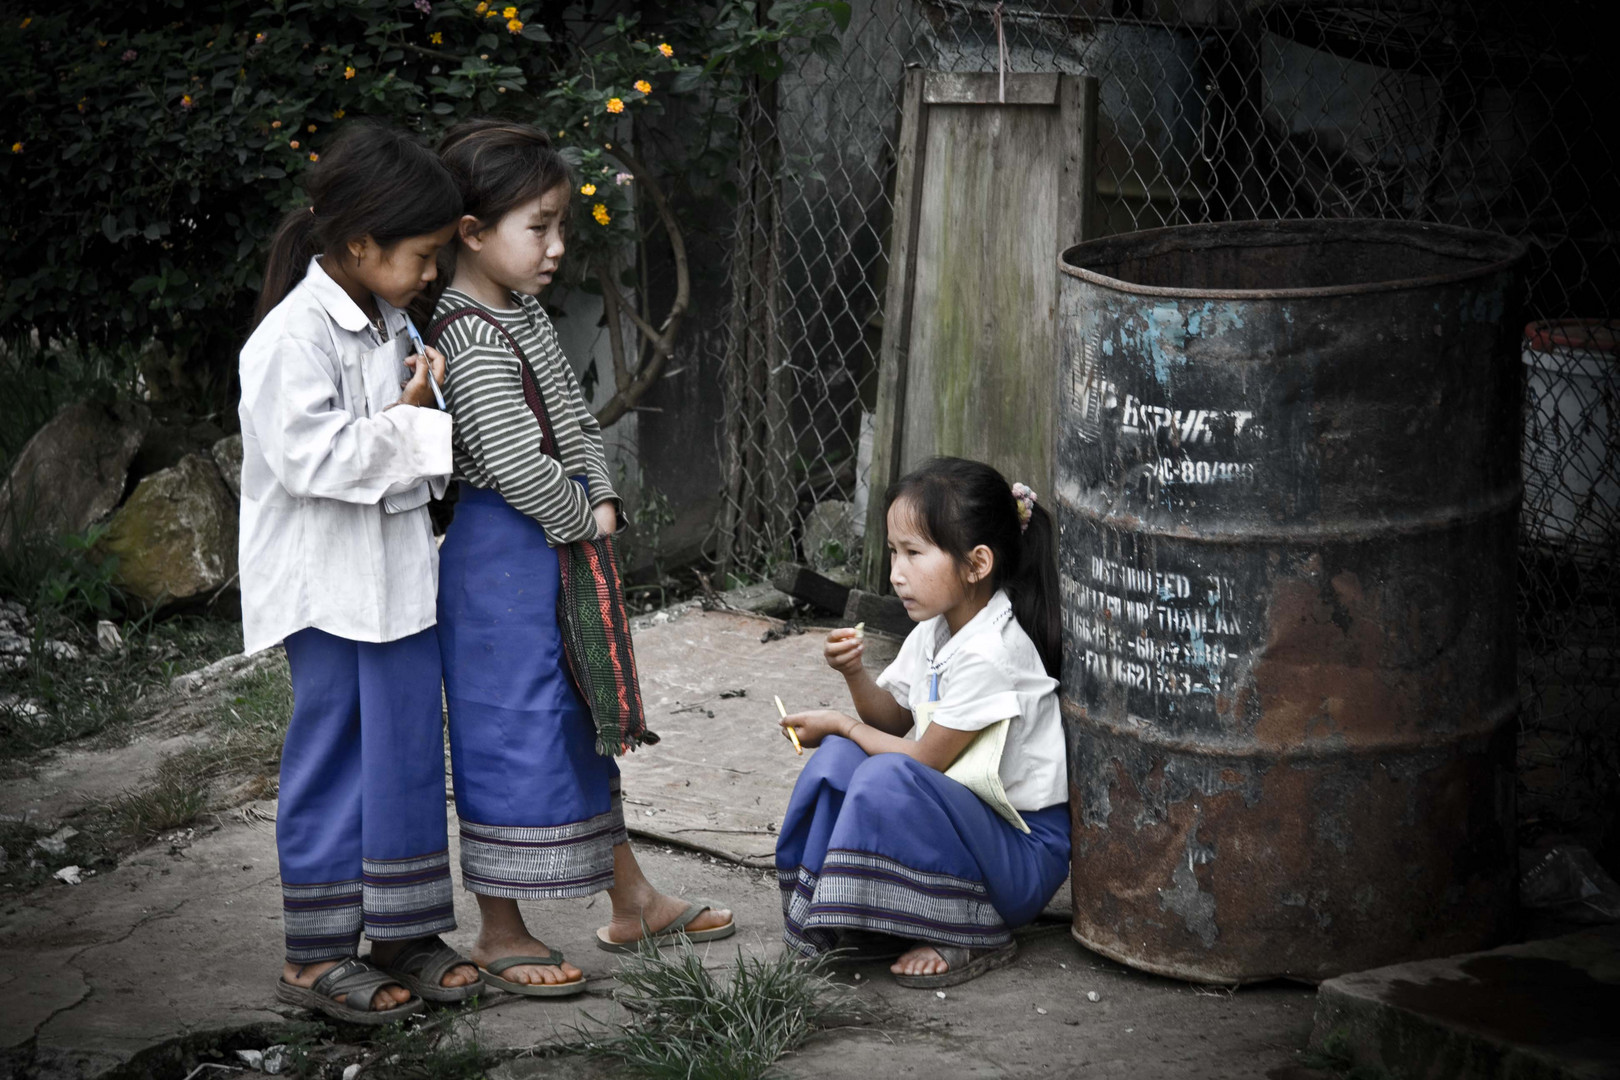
[332,108,346,119]
[9,142,21,154]
[605,97,624,114]
[592,203,610,225]
[344,65,356,79]
[502,5,516,16]
[19,17,32,29]
[579,182,596,196]
[180,93,194,109]
[506,17,522,32]
[254,31,266,44]
[77,97,87,113]
[475,1,487,11]
[657,42,673,57]
[429,31,442,43]
[290,139,300,149]
[634,79,651,94]
[306,124,316,132]
[309,152,319,162]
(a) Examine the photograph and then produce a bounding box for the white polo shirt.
[875,589,1068,812]
[237,257,452,654]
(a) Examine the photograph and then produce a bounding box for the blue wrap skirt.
[437,485,627,899]
[776,735,1070,955]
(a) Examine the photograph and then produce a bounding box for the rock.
[35,827,77,856]
[211,433,244,500]
[0,599,28,633]
[128,416,227,488]
[0,400,150,549]
[802,499,859,570]
[96,620,123,653]
[0,630,28,656]
[41,640,81,662]
[96,454,238,608]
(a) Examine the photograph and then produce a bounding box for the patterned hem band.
[360,850,455,941]
[282,877,363,962]
[458,799,627,898]
[779,851,1012,956]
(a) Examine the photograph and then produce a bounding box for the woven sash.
[429,307,654,757]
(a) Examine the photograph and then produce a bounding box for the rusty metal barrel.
[1056,219,1526,983]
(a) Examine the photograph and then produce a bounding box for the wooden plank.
[842,588,913,639]
[770,563,852,615]
[862,68,927,593]
[923,71,1060,106]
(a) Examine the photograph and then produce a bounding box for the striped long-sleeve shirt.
[432,288,617,545]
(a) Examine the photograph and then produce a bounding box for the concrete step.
[1311,926,1620,1079]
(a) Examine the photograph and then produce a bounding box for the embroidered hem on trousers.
[278,626,454,963]
[439,485,627,899]
[775,735,1071,957]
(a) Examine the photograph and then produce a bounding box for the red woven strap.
[428,307,558,458]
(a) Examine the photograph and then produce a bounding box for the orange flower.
[344,65,356,79]
[307,123,317,132]
[271,119,282,128]
[657,42,673,57]
[289,139,300,149]
[633,79,651,94]
[19,17,32,29]
[333,108,346,119]
[592,203,610,225]
[605,97,624,114]
[309,152,319,162]
[506,17,522,32]
[9,142,22,154]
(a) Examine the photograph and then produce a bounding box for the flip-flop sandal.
[831,928,908,962]
[368,935,485,1004]
[479,948,587,998]
[275,956,424,1026]
[892,941,1019,989]
[595,901,737,953]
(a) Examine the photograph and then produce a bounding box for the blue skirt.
[437,485,627,899]
[776,735,1071,955]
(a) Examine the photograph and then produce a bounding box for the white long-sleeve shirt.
[237,257,452,654]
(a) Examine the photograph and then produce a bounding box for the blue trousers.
[437,486,626,899]
[277,626,454,962]
[776,735,1071,956]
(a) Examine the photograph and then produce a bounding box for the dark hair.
[414,118,573,321]
[885,457,1061,678]
[254,122,463,327]
[436,117,572,230]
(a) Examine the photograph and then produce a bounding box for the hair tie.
[1010,482,1037,533]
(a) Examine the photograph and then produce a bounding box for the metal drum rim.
[1058,218,1528,301]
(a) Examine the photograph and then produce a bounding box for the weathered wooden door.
[863,70,1099,590]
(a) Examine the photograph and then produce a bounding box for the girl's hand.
[592,502,619,538]
[399,345,447,408]
[824,627,865,678]
[781,709,859,750]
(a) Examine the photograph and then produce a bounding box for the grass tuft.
[579,936,848,1080]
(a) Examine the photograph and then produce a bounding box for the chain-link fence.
[710,0,1618,844]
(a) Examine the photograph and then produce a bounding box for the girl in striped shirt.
[428,119,734,996]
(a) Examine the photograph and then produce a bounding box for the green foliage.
[579,936,847,1080]
[1,1,849,413]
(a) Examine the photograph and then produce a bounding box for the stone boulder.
[0,400,150,550]
[211,434,243,501]
[96,454,238,608]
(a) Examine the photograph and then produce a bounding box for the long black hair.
[254,122,463,327]
[885,457,1061,677]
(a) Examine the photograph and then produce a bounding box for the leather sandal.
[893,941,1019,989]
[595,901,736,953]
[368,935,485,1004]
[275,956,423,1025]
[480,947,586,998]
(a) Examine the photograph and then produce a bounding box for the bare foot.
[470,928,584,987]
[369,937,481,990]
[890,942,950,978]
[281,959,412,1011]
[602,888,733,946]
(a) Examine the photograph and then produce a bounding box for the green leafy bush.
[1,1,849,414]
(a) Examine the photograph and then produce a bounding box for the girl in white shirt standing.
[238,123,482,1024]
[777,456,1070,988]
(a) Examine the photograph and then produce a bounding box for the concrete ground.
[0,608,1322,1079]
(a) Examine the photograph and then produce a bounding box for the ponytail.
[884,457,1063,679]
[252,121,463,327]
[255,209,321,327]
[1009,500,1061,678]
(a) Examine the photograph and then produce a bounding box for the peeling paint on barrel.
[1057,220,1526,983]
